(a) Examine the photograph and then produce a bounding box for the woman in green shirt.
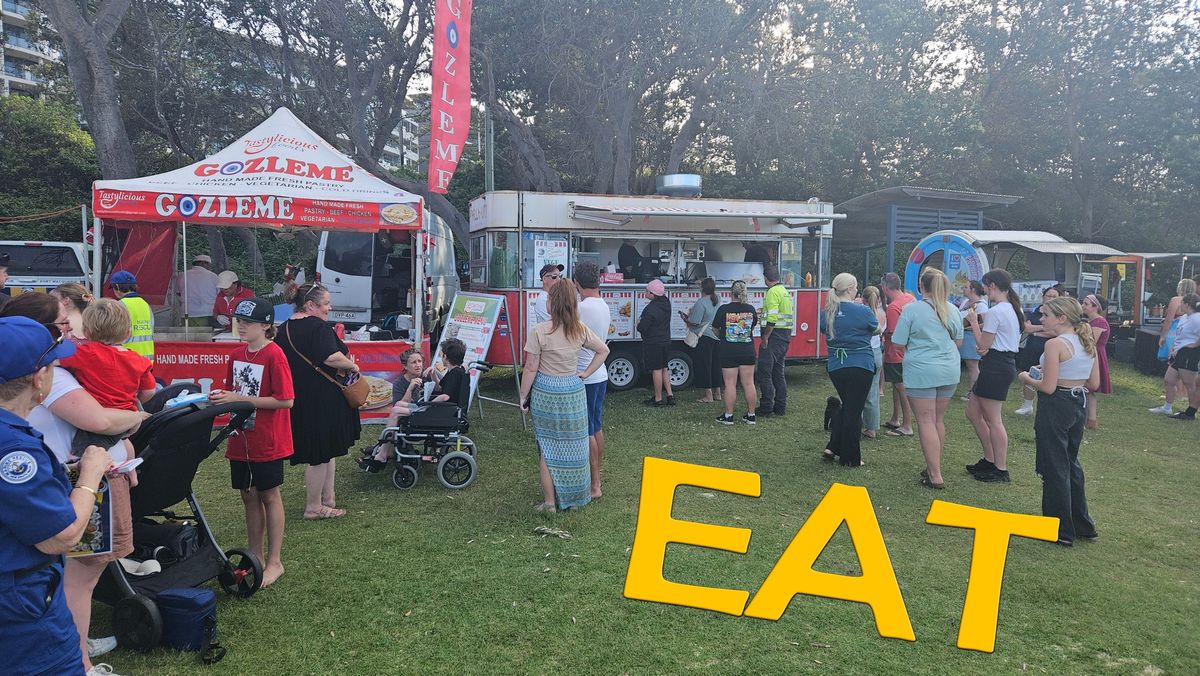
[892,269,963,488]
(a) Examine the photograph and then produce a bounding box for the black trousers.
[827,366,874,466]
[1034,388,1098,541]
[757,331,791,413]
[692,336,722,390]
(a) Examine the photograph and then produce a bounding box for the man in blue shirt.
[0,316,113,676]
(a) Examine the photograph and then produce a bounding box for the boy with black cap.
[209,297,293,588]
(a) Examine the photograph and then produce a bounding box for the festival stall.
[91,107,426,418]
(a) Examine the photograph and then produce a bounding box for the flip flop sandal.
[303,506,346,520]
[883,421,901,430]
[886,429,914,437]
[920,474,945,489]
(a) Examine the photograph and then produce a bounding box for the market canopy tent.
[90,107,424,305]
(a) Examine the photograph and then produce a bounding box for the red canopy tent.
[91,107,424,305]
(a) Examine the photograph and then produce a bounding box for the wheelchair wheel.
[392,463,419,490]
[437,451,476,489]
[113,593,162,651]
[219,548,263,598]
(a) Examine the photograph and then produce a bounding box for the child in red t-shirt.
[59,298,157,452]
[209,297,294,589]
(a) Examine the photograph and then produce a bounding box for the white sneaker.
[1014,405,1033,416]
[1148,404,1169,414]
[86,664,123,676]
[87,636,117,658]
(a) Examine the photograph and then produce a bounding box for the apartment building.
[1,0,54,97]
[380,107,424,173]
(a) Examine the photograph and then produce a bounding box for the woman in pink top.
[1081,294,1111,428]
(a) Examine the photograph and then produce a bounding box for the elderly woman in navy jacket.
[0,317,113,675]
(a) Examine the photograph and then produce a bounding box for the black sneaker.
[754,407,774,417]
[742,413,757,425]
[716,413,734,425]
[974,467,1011,483]
[666,395,677,406]
[966,458,995,475]
[773,408,786,417]
[1168,411,1196,420]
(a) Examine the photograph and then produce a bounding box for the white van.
[316,212,460,336]
[0,241,89,296]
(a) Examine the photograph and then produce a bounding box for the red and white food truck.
[468,190,839,390]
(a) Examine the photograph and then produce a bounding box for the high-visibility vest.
[763,283,794,333]
[121,295,155,361]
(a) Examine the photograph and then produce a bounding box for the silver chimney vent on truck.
[655,174,702,197]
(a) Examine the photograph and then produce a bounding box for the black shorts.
[973,351,1018,401]
[883,362,904,384]
[1170,346,1200,372]
[643,343,669,370]
[230,459,285,491]
[720,348,756,369]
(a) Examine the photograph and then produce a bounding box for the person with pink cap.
[637,279,675,407]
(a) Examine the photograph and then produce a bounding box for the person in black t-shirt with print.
[711,280,759,425]
[426,338,470,408]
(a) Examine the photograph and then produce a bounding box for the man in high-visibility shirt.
[756,265,793,417]
[110,270,155,363]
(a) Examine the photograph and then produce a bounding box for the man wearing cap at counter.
[533,264,564,324]
[0,316,115,676]
[213,271,255,330]
[175,254,220,327]
[111,270,155,363]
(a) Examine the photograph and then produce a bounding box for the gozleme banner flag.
[428,0,473,194]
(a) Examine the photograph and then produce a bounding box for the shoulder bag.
[284,322,370,409]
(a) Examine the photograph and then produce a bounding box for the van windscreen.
[323,232,373,276]
[0,245,83,276]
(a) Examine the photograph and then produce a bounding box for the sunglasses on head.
[35,329,67,370]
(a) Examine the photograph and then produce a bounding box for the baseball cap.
[232,297,274,324]
[539,263,564,278]
[192,254,212,264]
[217,271,239,288]
[0,316,76,384]
[111,270,137,285]
[646,279,666,296]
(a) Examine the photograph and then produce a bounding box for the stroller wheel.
[113,594,162,651]
[437,451,476,489]
[219,548,264,598]
[391,464,418,490]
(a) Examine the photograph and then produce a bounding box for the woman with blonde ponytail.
[819,273,878,466]
[890,268,963,488]
[1017,296,1100,546]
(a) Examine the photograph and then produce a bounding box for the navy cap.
[0,317,76,384]
[232,297,274,324]
[111,270,137,285]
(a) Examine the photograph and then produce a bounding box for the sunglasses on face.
[542,274,561,280]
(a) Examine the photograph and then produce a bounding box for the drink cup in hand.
[1029,366,1042,381]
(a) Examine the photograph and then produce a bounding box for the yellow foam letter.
[925,500,1058,652]
[623,457,760,615]
[743,483,915,641]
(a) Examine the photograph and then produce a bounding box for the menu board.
[601,290,636,340]
[533,238,569,275]
[430,293,506,405]
[670,291,702,339]
[525,290,544,335]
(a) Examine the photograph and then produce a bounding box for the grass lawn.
[99,362,1197,675]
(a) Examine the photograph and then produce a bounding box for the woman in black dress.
[276,283,361,519]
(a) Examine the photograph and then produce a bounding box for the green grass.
[98,362,1197,675]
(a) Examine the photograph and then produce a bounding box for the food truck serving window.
[522,232,568,288]
[488,232,519,288]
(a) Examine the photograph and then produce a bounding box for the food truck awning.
[571,202,844,225]
[91,107,422,231]
[990,241,1125,257]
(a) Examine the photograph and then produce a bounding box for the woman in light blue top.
[892,269,962,488]
[681,277,722,402]
[819,273,878,467]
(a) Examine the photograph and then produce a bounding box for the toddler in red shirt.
[59,298,157,452]
[209,297,293,589]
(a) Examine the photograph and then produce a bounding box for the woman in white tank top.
[1016,297,1100,546]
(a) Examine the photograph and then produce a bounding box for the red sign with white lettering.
[427,0,473,194]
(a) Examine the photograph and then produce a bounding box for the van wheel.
[667,350,694,390]
[606,349,640,391]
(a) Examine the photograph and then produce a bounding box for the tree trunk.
[232,228,266,278]
[205,227,228,272]
[39,0,137,179]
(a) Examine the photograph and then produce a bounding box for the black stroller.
[93,396,262,651]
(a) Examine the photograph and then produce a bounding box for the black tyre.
[606,349,640,391]
[219,548,263,598]
[666,349,694,390]
[391,463,419,490]
[437,450,476,489]
[113,594,162,651]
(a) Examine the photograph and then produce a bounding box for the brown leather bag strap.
[283,321,345,391]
